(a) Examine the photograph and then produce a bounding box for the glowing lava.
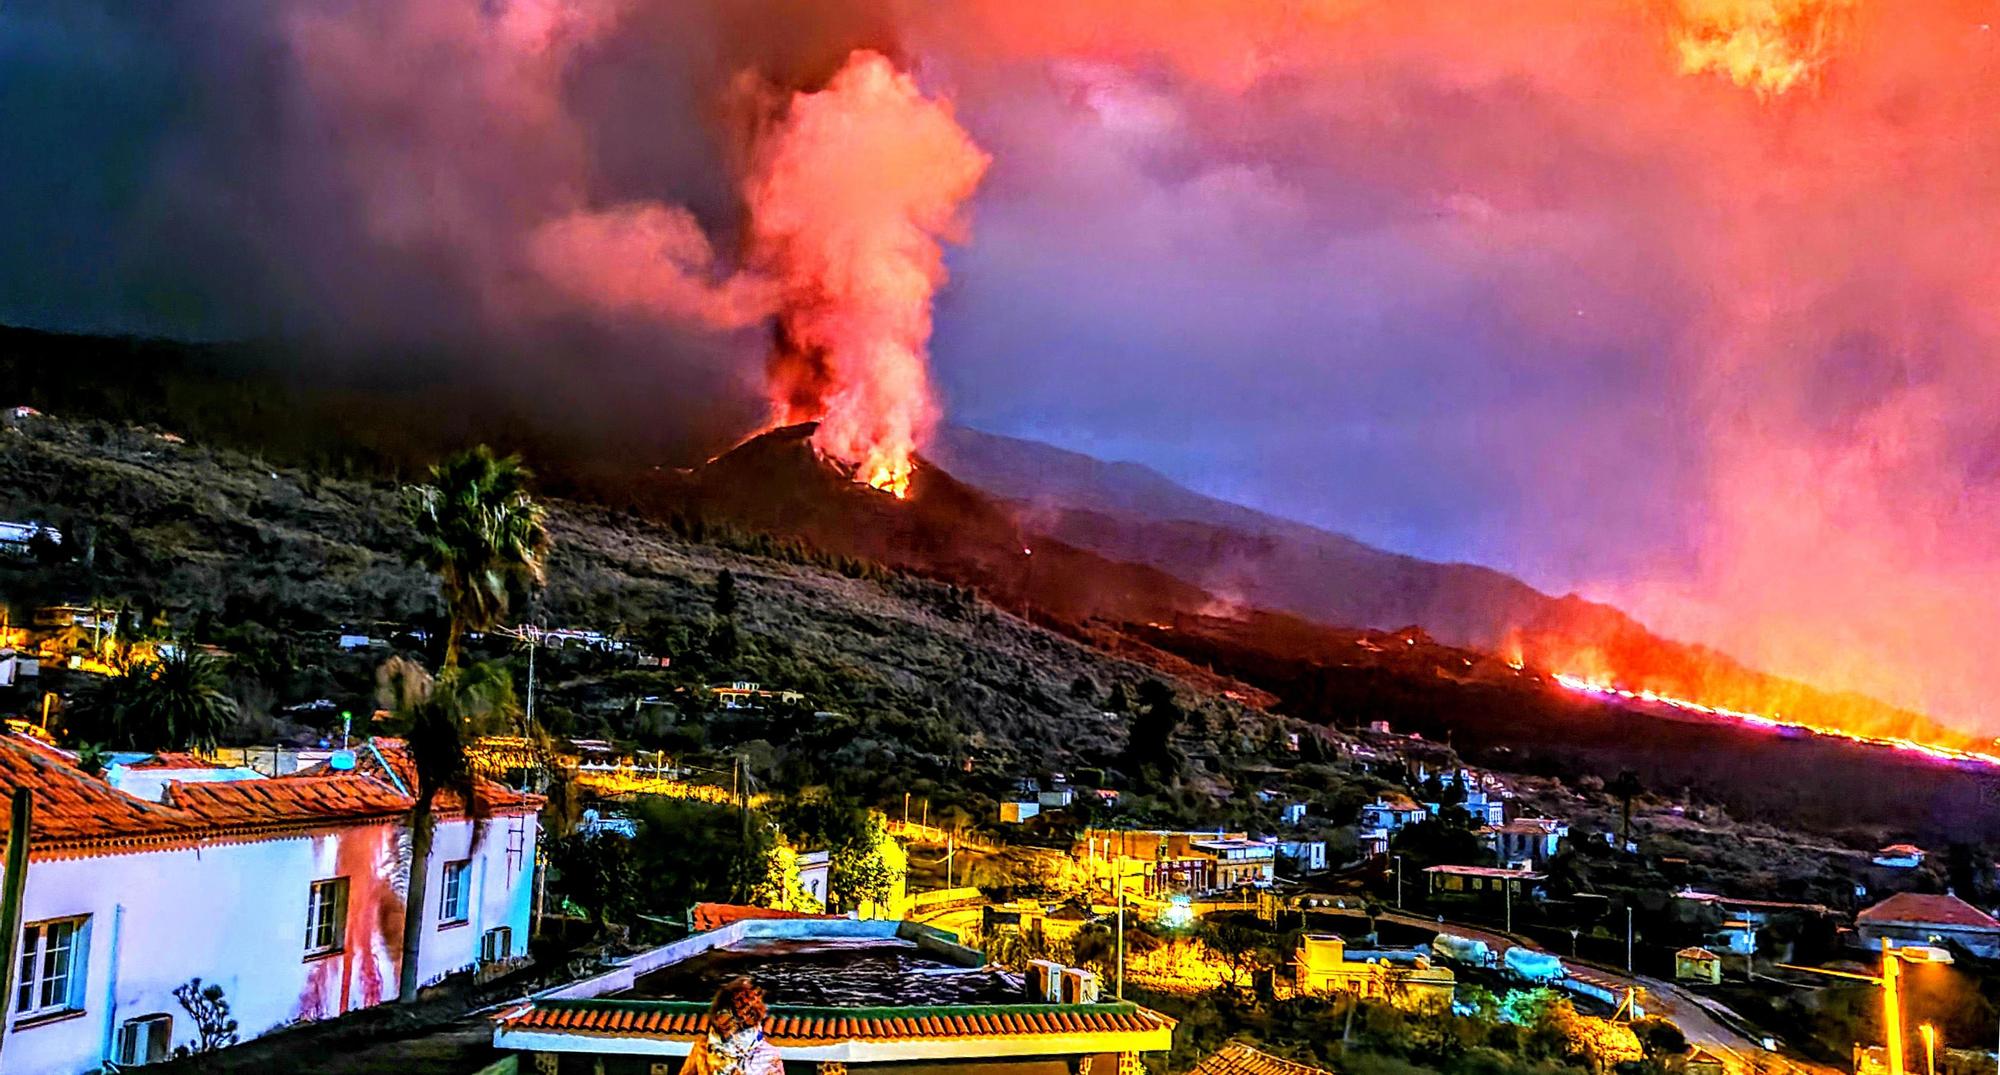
[748,51,990,499]
[1663,0,1860,96]
[1552,671,2000,769]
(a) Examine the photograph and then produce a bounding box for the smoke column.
[745,52,991,496]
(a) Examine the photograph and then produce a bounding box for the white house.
[0,735,539,1073]
[1482,818,1569,866]
[796,850,831,909]
[999,801,1041,824]
[1278,840,1328,874]
[104,753,266,802]
[0,521,60,558]
[1359,795,1427,834]
[1872,843,1927,869]
[1280,802,1308,827]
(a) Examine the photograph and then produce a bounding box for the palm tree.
[1608,770,1644,849]
[381,657,520,1004]
[68,648,236,752]
[396,446,549,1004]
[406,446,551,669]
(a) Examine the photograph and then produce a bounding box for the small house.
[1675,946,1724,985]
[1190,1042,1332,1075]
[1873,844,1927,869]
[1856,892,2000,959]
[1278,840,1328,874]
[1359,795,1427,834]
[1293,934,1455,1003]
[1000,800,1041,824]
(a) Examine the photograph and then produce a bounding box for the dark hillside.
[0,413,1271,806]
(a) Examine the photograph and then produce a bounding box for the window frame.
[115,1012,174,1066]
[304,877,349,958]
[15,915,88,1022]
[440,859,471,926]
[480,926,513,963]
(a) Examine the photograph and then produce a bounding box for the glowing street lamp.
[1781,940,1951,1075]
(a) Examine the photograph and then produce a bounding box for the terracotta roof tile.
[165,775,410,825]
[1858,892,2000,932]
[501,1001,1177,1045]
[1190,1043,1335,1075]
[690,903,841,932]
[295,738,541,817]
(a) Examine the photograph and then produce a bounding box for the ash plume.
[5,0,1999,733]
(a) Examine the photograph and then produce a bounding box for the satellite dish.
[329,750,357,771]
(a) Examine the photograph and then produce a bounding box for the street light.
[1783,940,1952,1075]
[1394,854,1404,910]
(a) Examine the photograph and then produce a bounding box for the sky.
[3,0,1997,730]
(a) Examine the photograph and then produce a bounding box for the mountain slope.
[932,426,1968,752]
[0,414,1271,789]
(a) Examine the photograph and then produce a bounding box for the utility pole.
[1112,875,1128,999]
[0,788,32,1066]
[1505,879,1513,935]
[1394,855,1404,910]
[1626,905,1634,975]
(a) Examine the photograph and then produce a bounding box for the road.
[1380,911,1837,1075]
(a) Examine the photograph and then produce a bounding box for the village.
[0,509,1993,1075]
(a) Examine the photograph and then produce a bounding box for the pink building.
[0,735,539,1073]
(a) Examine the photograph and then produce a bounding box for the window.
[305,878,348,956]
[115,1014,172,1066]
[16,916,86,1020]
[480,926,513,963]
[440,859,470,925]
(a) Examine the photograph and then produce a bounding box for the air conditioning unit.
[1026,959,1063,1002]
[1060,967,1100,1005]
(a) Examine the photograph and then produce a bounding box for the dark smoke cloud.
[4,0,1998,730]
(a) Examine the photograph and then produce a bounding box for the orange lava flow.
[1552,671,2000,769]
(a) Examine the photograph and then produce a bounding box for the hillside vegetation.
[0,413,1275,817]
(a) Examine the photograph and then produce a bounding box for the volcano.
[674,422,1213,627]
[679,422,1977,758]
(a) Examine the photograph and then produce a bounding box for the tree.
[1630,1016,1688,1063]
[1123,679,1186,784]
[1105,682,1131,713]
[1069,674,1096,701]
[397,447,548,1004]
[547,831,640,931]
[1608,770,1644,848]
[380,657,519,1004]
[624,798,780,918]
[172,977,240,1059]
[67,649,236,752]
[406,445,551,669]
[781,796,905,913]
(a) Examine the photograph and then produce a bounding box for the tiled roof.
[299,738,541,817]
[128,752,227,770]
[690,903,840,932]
[0,733,535,862]
[1190,1042,1334,1075]
[165,776,411,825]
[500,1000,1176,1044]
[1858,893,2000,932]
[0,737,198,854]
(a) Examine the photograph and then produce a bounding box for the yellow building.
[1675,946,1724,985]
[1294,934,1455,1004]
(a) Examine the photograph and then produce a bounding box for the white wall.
[0,812,538,1075]
[415,814,539,985]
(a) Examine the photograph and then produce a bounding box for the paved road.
[1380,912,1836,1075]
